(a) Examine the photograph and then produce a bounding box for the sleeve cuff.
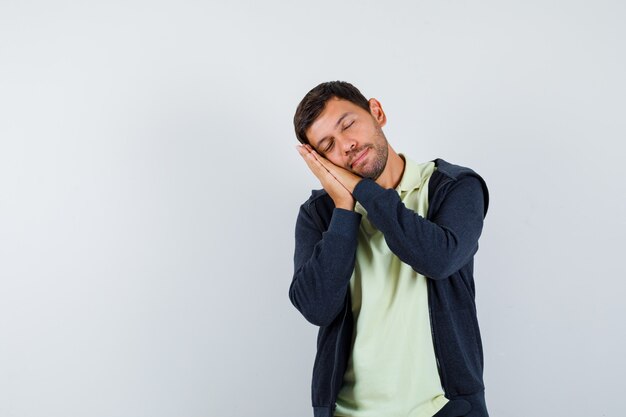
[327,208,362,238]
[353,178,386,204]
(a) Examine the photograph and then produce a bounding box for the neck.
[375,146,405,189]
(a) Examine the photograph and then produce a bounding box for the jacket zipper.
[426,168,449,396]
[427,279,448,395]
[329,295,350,414]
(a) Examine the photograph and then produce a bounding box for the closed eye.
[324,140,334,153]
[343,121,355,131]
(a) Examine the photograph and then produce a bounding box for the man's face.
[305,97,389,179]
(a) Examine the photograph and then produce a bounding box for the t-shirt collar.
[395,153,423,193]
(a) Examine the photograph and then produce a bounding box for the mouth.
[350,148,369,169]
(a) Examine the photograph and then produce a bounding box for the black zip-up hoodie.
[289,158,490,417]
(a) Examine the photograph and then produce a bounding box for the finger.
[298,146,332,177]
[298,145,328,172]
[310,151,341,177]
[297,145,331,172]
[303,151,331,176]
[303,144,319,157]
[304,144,330,165]
[298,145,353,193]
[296,144,311,157]
[303,146,332,168]
[305,154,354,193]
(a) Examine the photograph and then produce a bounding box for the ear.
[368,98,387,127]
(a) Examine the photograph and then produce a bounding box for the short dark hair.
[293,81,370,145]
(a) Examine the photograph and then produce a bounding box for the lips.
[350,148,369,169]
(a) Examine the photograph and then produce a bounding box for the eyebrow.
[315,112,352,149]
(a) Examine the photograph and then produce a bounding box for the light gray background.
[1,1,624,416]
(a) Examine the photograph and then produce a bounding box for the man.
[289,81,490,417]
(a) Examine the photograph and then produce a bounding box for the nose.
[341,136,357,155]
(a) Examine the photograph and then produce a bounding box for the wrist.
[335,199,355,211]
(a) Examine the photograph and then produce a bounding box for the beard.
[351,128,389,180]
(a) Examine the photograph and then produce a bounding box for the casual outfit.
[290,157,490,417]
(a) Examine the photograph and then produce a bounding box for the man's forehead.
[308,99,360,135]
[319,97,357,118]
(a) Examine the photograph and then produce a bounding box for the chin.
[360,169,381,180]
[363,158,388,180]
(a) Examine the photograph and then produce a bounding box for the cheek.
[355,127,374,143]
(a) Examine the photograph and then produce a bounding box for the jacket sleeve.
[289,204,361,326]
[352,175,486,280]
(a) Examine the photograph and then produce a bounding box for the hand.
[302,145,362,193]
[297,144,355,210]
